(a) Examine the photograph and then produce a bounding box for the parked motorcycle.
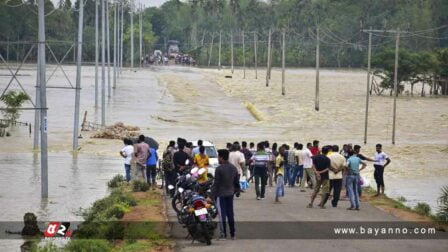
[168,166,217,245]
[170,167,213,214]
[178,192,217,245]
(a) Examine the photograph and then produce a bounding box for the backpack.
[162,149,174,172]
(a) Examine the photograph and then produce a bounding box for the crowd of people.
[120,137,391,239]
[225,140,391,210]
[119,135,159,187]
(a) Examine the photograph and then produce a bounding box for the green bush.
[108,174,126,188]
[414,202,431,216]
[104,203,129,219]
[132,180,150,192]
[30,242,61,252]
[393,201,410,210]
[65,239,112,252]
[74,188,135,240]
[397,196,407,203]
[83,190,135,222]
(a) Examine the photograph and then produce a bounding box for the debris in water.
[152,116,178,123]
[244,102,265,121]
[91,122,140,139]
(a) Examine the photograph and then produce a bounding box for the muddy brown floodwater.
[0,64,447,250]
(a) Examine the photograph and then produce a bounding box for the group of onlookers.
[119,135,158,187]
[223,140,391,210]
[120,137,391,239]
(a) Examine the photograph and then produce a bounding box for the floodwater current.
[0,64,447,250]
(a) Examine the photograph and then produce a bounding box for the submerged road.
[166,185,448,252]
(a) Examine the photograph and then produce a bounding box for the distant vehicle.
[153,50,163,65]
[191,140,218,178]
[167,40,180,59]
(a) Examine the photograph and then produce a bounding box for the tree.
[372,48,419,95]
[0,91,29,124]
[434,48,448,95]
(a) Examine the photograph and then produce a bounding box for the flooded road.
[0,65,447,250]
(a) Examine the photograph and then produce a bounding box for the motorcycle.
[169,166,213,214]
[178,191,217,245]
[168,166,217,245]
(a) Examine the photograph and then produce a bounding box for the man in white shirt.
[301,142,315,192]
[373,143,391,196]
[120,138,134,182]
[229,143,246,184]
[327,145,346,207]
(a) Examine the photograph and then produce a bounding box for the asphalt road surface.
[166,183,448,252]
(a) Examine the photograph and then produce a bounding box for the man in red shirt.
[310,140,320,156]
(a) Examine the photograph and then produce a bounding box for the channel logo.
[44,222,72,238]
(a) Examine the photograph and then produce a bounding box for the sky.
[50,0,168,8]
[133,0,167,8]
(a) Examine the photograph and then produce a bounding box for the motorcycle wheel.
[201,222,212,245]
[171,195,182,214]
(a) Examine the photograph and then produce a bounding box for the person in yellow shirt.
[275,147,285,203]
[194,146,209,184]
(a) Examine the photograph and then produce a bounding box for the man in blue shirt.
[146,147,159,188]
[346,150,367,210]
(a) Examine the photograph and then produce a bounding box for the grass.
[136,197,161,206]
[414,203,431,216]
[363,186,447,231]
[132,180,150,192]
[33,177,171,252]
[108,174,126,188]
[397,196,407,203]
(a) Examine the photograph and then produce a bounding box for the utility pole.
[106,0,111,98]
[120,2,124,72]
[101,0,106,126]
[73,0,84,150]
[130,0,134,68]
[364,29,372,144]
[95,0,99,108]
[139,4,142,68]
[281,29,286,96]
[231,30,234,74]
[116,2,120,78]
[254,31,257,79]
[38,0,48,198]
[362,28,404,144]
[113,2,117,88]
[392,28,400,145]
[218,31,221,70]
[269,33,273,80]
[242,30,245,79]
[208,33,214,67]
[315,26,320,111]
[33,55,40,150]
[266,28,271,87]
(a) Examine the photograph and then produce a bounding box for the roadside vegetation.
[364,186,448,228]
[30,176,171,252]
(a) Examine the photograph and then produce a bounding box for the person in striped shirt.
[250,142,270,200]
